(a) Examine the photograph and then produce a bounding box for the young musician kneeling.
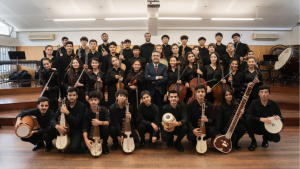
[245,86,283,151]
[51,87,86,153]
[215,88,246,150]
[109,89,139,150]
[137,90,160,149]
[161,90,187,152]
[187,85,216,146]
[15,97,56,152]
[83,91,110,155]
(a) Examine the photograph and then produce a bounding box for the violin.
[168,61,187,103]
[128,70,143,92]
[116,71,125,91]
[187,57,207,104]
[94,72,103,100]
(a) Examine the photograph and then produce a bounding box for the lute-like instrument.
[196,102,207,154]
[89,105,102,156]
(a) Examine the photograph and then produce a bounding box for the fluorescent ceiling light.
[105,18,148,20]
[45,18,96,21]
[158,17,202,20]
[211,18,263,20]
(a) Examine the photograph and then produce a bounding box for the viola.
[94,72,103,100]
[128,70,143,92]
[116,71,125,91]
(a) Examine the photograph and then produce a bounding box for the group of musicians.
[15,32,283,155]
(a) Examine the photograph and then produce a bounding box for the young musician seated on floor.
[245,86,283,151]
[186,84,216,146]
[51,87,86,153]
[137,90,160,149]
[161,90,188,152]
[83,91,110,155]
[109,89,139,151]
[215,88,246,150]
[15,97,56,152]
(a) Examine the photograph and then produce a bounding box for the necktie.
[155,65,158,90]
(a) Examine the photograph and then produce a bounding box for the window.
[0,20,13,36]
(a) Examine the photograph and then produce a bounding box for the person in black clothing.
[203,43,216,66]
[123,39,134,60]
[126,45,146,74]
[161,35,172,58]
[140,32,155,63]
[58,41,76,100]
[222,42,240,73]
[161,90,188,152]
[149,44,168,63]
[240,50,260,73]
[41,45,59,71]
[51,87,86,153]
[76,36,89,62]
[97,33,109,57]
[86,57,105,106]
[168,44,184,67]
[56,36,68,58]
[82,39,102,71]
[16,97,56,152]
[203,52,226,103]
[137,90,160,148]
[226,58,244,101]
[232,33,250,61]
[215,88,246,150]
[124,59,145,128]
[64,58,89,104]
[187,85,216,146]
[215,32,227,58]
[178,35,192,57]
[102,41,122,74]
[245,86,283,151]
[109,89,139,150]
[105,56,126,107]
[83,91,110,155]
[41,58,60,113]
[198,37,209,58]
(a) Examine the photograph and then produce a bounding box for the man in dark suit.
[145,51,168,121]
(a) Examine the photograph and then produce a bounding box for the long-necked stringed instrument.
[188,57,206,103]
[169,61,187,103]
[56,98,70,152]
[85,48,91,73]
[40,71,54,97]
[128,70,143,91]
[121,100,135,153]
[89,105,102,156]
[196,102,207,154]
[119,41,126,71]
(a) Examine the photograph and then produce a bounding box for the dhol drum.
[15,116,35,138]
[274,47,299,77]
[264,117,283,134]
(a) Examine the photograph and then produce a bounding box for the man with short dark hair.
[215,32,227,58]
[82,39,102,70]
[76,36,89,60]
[178,35,192,57]
[56,37,68,58]
[161,35,172,58]
[126,45,146,73]
[232,33,250,62]
[102,41,120,73]
[97,33,109,56]
[123,39,134,60]
[140,32,155,63]
[198,37,209,57]
[15,97,56,152]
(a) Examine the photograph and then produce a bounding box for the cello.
[168,61,187,103]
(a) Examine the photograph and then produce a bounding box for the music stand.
[263,55,278,83]
[8,51,26,87]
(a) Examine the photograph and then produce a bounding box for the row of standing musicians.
[15,33,283,155]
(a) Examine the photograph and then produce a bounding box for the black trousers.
[49,101,58,114]
[161,125,187,143]
[245,118,281,142]
[69,130,86,153]
[21,128,56,146]
[187,127,216,141]
[109,125,139,144]
[137,123,160,141]
[219,124,246,143]
[152,89,164,122]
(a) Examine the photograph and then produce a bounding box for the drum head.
[163,113,174,123]
[264,117,283,134]
[17,126,30,137]
[274,48,292,70]
[159,59,168,66]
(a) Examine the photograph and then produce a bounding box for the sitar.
[89,105,102,156]
[121,100,135,153]
[196,102,207,154]
[56,98,70,152]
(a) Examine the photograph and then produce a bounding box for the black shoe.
[248,140,257,151]
[262,136,269,148]
[175,142,184,152]
[140,140,145,149]
[32,142,44,151]
[192,140,197,147]
[167,140,173,147]
[233,143,241,150]
[111,143,118,151]
[102,145,109,155]
[45,143,53,152]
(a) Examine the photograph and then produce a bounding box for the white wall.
[290,26,300,45]
[0,36,18,46]
[16,30,292,46]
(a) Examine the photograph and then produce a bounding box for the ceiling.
[0,0,298,31]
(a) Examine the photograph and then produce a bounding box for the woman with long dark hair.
[226,58,244,101]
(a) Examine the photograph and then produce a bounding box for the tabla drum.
[162,113,175,123]
[15,116,35,138]
[264,117,283,134]
[274,47,299,77]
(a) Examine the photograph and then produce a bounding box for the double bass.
[168,61,187,103]
[121,100,135,153]
[56,98,70,152]
[188,57,206,103]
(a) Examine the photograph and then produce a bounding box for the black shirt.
[246,99,283,122]
[109,102,133,137]
[243,69,263,89]
[140,43,155,63]
[56,46,66,58]
[58,52,76,82]
[105,67,125,87]
[162,102,187,125]
[82,106,110,134]
[82,51,102,70]
[123,48,134,60]
[215,43,227,58]
[76,48,87,62]
[178,46,192,57]
[182,65,197,86]
[163,44,173,58]
[202,54,211,66]
[102,53,120,73]
[234,42,250,57]
[167,55,184,68]
[137,103,159,137]
[16,108,54,135]
[222,53,240,73]
[51,101,86,131]
[215,103,242,133]
[98,43,109,54]
[167,67,184,88]
[225,70,244,92]
[203,65,222,88]
[187,100,213,132]
[126,56,147,74]
[198,46,209,57]
[40,56,59,71]
[86,70,105,93]
[41,69,60,102]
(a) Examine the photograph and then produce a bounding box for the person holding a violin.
[226,58,244,101]
[86,57,105,106]
[222,42,240,73]
[167,44,184,67]
[124,59,145,128]
[76,36,89,62]
[102,42,121,74]
[82,39,102,71]
[105,56,126,107]
[41,58,60,113]
[126,45,146,74]
[63,58,89,104]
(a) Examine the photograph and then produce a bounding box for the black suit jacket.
[145,62,168,96]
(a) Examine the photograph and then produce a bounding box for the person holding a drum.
[245,86,283,151]
[15,97,57,152]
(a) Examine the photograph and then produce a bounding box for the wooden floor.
[0,126,299,169]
